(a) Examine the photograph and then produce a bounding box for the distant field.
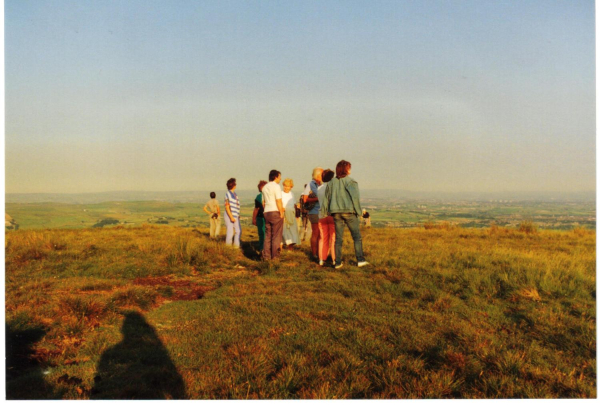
[5,201,255,230]
[5,224,596,399]
[5,199,595,231]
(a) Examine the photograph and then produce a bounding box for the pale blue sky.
[5,0,595,194]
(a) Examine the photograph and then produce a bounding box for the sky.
[4,0,596,194]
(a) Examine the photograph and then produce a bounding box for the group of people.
[203,159,368,269]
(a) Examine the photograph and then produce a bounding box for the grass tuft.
[111,287,158,311]
[519,221,538,234]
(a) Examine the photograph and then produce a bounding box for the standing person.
[252,181,268,251]
[262,170,285,260]
[302,167,323,260]
[362,209,371,227]
[322,160,369,269]
[317,169,336,266]
[224,178,241,248]
[281,178,300,249]
[299,189,311,242]
[295,203,302,233]
[203,192,221,239]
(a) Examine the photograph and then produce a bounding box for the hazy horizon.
[5,188,595,205]
[5,187,596,195]
[5,0,595,195]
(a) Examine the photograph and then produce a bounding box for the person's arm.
[225,201,235,222]
[302,182,319,203]
[216,205,221,216]
[276,198,284,218]
[347,180,362,216]
[203,204,211,215]
[303,194,319,203]
[252,207,258,226]
[321,183,331,217]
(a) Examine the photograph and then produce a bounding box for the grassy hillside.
[5,224,596,399]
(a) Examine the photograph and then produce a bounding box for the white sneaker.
[334,263,343,269]
[319,260,324,266]
[357,261,369,267]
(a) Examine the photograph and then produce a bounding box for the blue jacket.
[322,176,362,216]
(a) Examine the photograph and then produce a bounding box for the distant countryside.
[4,194,596,231]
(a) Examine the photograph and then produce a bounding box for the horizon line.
[5,189,596,196]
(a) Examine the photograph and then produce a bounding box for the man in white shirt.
[262,170,285,260]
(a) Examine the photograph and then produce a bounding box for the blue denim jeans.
[332,213,364,265]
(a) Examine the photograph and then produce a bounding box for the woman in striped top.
[224,178,241,248]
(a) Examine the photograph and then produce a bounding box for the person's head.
[210,192,216,199]
[283,178,294,191]
[226,178,236,190]
[257,180,267,192]
[335,160,352,178]
[321,169,334,183]
[269,170,281,182]
[312,167,323,183]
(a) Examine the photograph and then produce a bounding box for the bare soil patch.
[133,276,213,301]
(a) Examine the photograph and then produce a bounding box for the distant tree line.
[92,218,120,228]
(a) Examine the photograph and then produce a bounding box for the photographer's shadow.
[91,311,186,399]
[6,323,55,399]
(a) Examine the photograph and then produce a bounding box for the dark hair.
[226,178,236,190]
[322,169,334,183]
[268,170,281,182]
[257,180,267,191]
[210,192,216,199]
[335,160,351,178]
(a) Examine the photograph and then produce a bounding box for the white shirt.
[262,181,283,213]
[282,191,295,210]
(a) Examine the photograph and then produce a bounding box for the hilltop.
[5,223,595,399]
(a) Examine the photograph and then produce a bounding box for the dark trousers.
[256,216,266,251]
[332,213,365,265]
[263,211,284,260]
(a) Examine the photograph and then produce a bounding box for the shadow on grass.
[91,311,186,399]
[240,239,262,261]
[6,322,55,399]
